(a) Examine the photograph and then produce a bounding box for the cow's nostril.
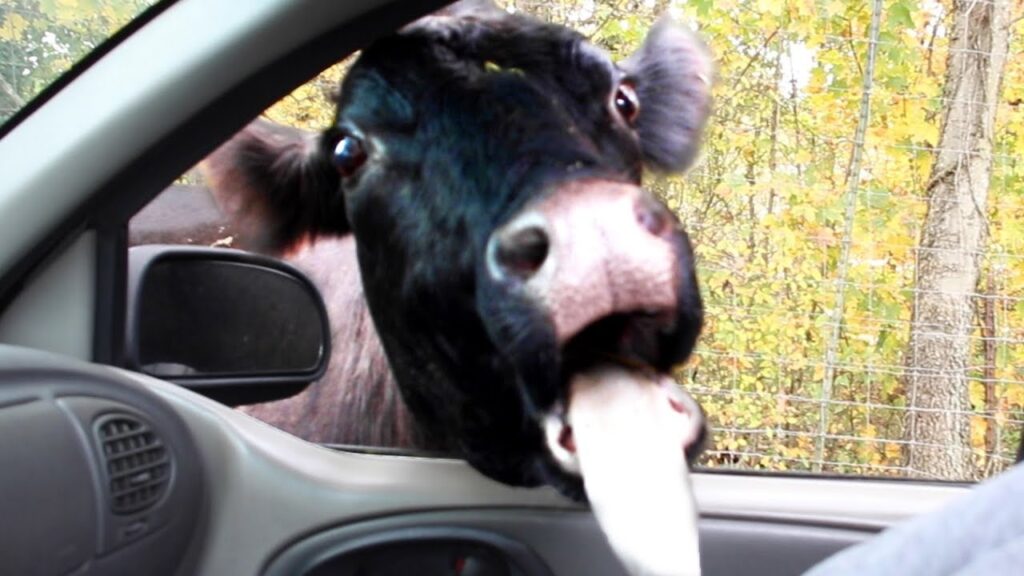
[635,195,673,237]
[489,223,550,281]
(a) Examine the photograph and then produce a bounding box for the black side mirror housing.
[126,245,330,406]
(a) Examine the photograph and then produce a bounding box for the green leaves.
[887,2,915,29]
[0,0,157,123]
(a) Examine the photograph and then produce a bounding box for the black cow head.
[207,1,712,499]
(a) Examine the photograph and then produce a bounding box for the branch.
[713,27,782,112]
[846,20,864,79]
[588,0,629,38]
[0,74,25,108]
[816,0,885,472]
[734,27,781,86]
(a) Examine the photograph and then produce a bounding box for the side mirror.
[126,246,330,405]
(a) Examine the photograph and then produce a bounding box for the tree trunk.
[905,0,1011,479]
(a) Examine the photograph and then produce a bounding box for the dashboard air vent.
[95,414,172,514]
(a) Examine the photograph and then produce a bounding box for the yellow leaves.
[263,61,350,131]
[755,0,783,16]
[789,203,817,223]
[822,0,846,18]
[100,5,127,31]
[781,444,810,460]
[884,442,902,461]
[851,424,887,466]
[721,435,748,452]
[812,364,826,380]
[0,12,28,42]
[48,0,86,27]
[970,417,988,450]
[788,0,819,35]
[858,441,882,465]
[969,381,986,410]
[1005,384,1024,408]
[50,56,72,73]
[889,106,939,145]
[714,0,740,13]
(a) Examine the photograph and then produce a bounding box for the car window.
[131,0,1024,482]
[0,0,161,127]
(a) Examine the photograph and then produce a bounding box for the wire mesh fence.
[508,0,1024,481]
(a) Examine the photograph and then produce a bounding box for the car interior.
[0,0,978,574]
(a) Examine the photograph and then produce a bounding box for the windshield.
[0,0,160,127]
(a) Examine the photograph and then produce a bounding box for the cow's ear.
[202,119,346,254]
[621,19,713,173]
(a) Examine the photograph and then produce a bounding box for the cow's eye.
[613,83,640,124]
[333,134,367,177]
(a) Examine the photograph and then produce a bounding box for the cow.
[201,0,712,500]
[130,184,239,248]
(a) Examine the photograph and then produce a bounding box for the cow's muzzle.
[485,180,700,365]
[484,179,707,473]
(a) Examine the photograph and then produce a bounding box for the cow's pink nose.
[487,217,551,281]
[488,181,683,345]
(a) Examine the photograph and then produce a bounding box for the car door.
[0,1,982,575]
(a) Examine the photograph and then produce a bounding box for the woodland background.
[3,0,1023,481]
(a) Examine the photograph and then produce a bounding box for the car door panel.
[0,345,967,576]
[152,367,972,576]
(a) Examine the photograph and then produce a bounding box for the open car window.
[130,0,1024,483]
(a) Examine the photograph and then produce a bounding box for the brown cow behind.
[242,237,416,447]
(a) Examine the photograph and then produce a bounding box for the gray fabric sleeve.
[805,463,1024,575]
[951,534,1024,576]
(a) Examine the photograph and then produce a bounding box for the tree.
[0,0,154,123]
[904,0,1013,479]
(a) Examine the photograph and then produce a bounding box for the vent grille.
[96,414,172,515]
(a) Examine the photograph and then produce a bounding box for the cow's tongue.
[552,365,702,576]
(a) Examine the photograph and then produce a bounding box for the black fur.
[205,121,347,253]
[210,5,711,498]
